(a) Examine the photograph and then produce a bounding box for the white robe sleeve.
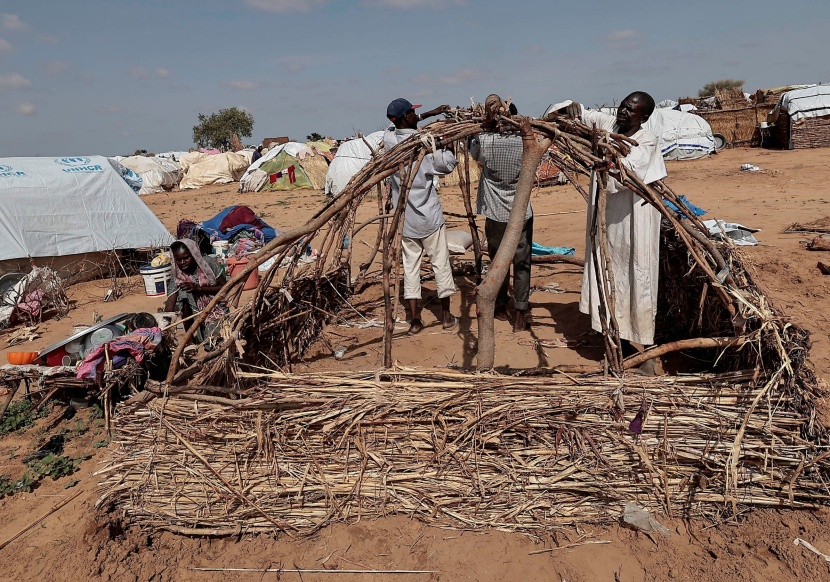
[619,129,667,185]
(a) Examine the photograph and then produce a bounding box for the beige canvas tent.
[179,152,249,190]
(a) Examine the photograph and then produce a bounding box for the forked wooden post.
[382,151,426,367]
[475,117,550,370]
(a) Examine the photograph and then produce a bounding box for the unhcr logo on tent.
[0,164,26,178]
[56,157,103,173]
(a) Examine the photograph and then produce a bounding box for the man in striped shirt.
[471,95,532,332]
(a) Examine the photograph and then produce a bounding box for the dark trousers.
[485,216,533,311]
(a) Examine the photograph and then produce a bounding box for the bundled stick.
[97,367,830,537]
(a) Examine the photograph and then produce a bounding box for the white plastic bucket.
[212,240,229,257]
[140,264,173,297]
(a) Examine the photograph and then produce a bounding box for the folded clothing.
[201,205,279,242]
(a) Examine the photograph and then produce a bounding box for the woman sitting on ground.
[164,239,228,341]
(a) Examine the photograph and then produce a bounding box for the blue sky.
[1,0,828,156]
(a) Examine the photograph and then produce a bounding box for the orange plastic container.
[7,351,38,365]
[225,257,260,291]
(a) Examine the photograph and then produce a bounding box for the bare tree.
[698,79,744,98]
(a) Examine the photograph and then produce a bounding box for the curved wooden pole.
[475,118,550,370]
[623,336,747,369]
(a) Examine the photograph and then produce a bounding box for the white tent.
[235,149,254,164]
[118,155,182,194]
[544,102,714,160]
[776,84,830,122]
[179,152,249,190]
[324,131,385,197]
[644,109,715,160]
[179,151,209,172]
[0,156,173,264]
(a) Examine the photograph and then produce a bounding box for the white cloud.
[129,66,149,79]
[0,37,11,52]
[155,67,171,79]
[440,67,480,85]
[44,60,71,74]
[602,29,642,49]
[0,72,31,90]
[222,79,259,90]
[363,0,464,8]
[1,14,27,32]
[605,29,640,42]
[412,66,482,89]
[419,67,480,86]
[279,54,327,73]
[16,101,36,116]
[244,0,328,12]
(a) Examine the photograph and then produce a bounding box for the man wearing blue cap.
[384,98,458,334]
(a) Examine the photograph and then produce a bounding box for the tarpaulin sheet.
[179,152,248,190]
[325,131,385,197]
[0,156,174,261]
[780,84,830,122]
[644,108,714,161]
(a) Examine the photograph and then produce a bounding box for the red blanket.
[218,205,269,233]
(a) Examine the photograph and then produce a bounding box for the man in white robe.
[566,92,667,351]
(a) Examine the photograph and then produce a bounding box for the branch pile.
[166,106,772,380]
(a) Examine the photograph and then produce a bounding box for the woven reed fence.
[96,367,830,537]
[774,110,830,150]
[696,107,762,147]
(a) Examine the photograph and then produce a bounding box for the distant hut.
[768,85,830,149]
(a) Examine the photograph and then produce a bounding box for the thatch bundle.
[696,107,762,147]
[301,153,331,190]
[97,365,829,537]
[440,148,482,187]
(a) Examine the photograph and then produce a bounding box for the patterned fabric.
[76,327,162,379]
[168,240,227,323]
[471,132,532,222]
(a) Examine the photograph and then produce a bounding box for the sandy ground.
[1,147,830,580]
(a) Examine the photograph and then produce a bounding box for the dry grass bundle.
[179,266,351,386]
[440,149,481,187]
[300,154,330,190]
[97,367,830,537]
[696,107,762,146]
[714,87,750,109]
[0,364,144,429]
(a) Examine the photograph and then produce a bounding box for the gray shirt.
[384,128,458,239]
[471,132,532,223]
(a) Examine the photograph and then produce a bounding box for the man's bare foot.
[409,319,424,334]
[513,310,528,332]
[494,305,509,321]
[442,314,458,331]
